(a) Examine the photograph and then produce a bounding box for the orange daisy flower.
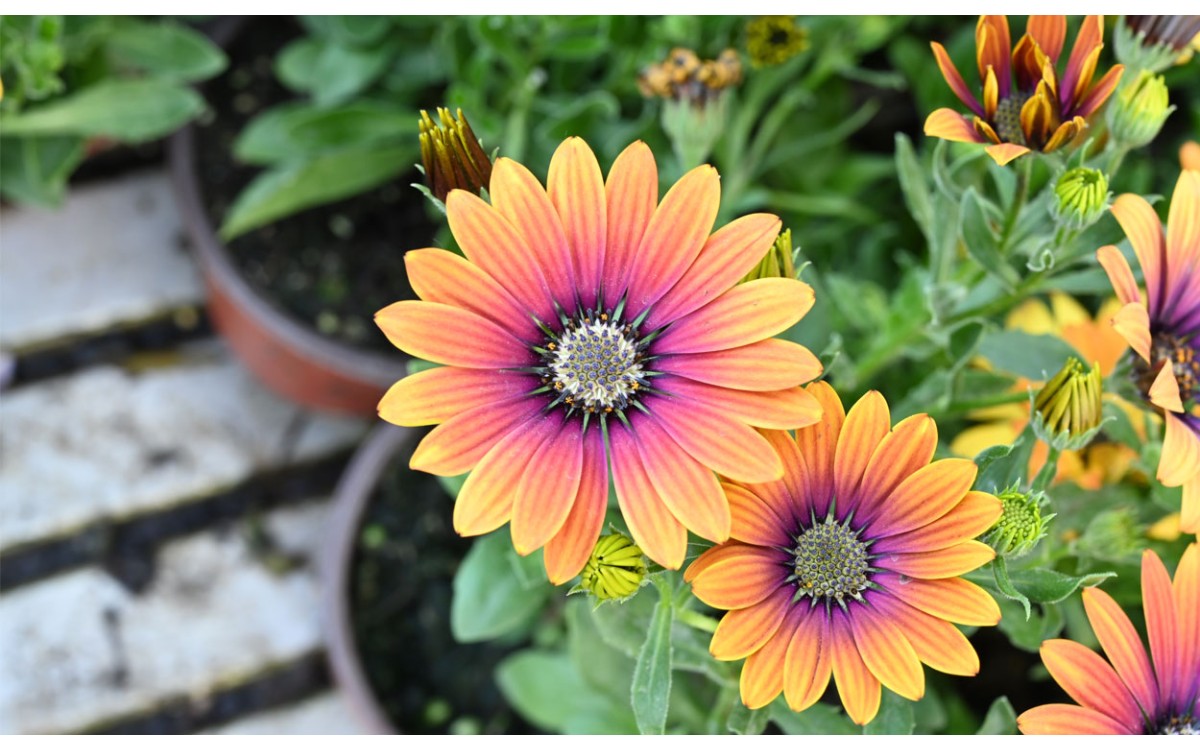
[1097,168,1200,533]
[685,384,1002,725]
[1018,544,1199,734]
[925,16,1124,166]
[376,137,823,583]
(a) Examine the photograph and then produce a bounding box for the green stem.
[1000,157,1033,252]
[675,607,719,634]
[1031,444,1061,493]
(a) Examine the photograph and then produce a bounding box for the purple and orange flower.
[925,15,1124,165]
[685,384,1002,725]
[1018,544,1199,734]
[375,137,823,583]
[1097,168,1200,534]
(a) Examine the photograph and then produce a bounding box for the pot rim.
[320,422,417,734]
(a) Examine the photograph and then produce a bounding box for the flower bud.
[418,107,493,204]
[743,228,797,283]
[1033,358,1104,450]
[1115,15,1200,73]
[571,531,647,602]
[1050,168,1110,230]
[745,16,809,68]
[1107,71,1174,149]
[640,48,741,168]
[985,485,1052,559]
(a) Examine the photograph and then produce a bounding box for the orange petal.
[1096,245,1141,306]
[1065,45,1102,111]
[1110,301,1152,362]
[885,575,1001,626]
[795,381,845,518]
[930,42,983,116]
[782,608,834,712]
[872,592,981,676]
[740,606,801,709]
[378,367,532,427]
[1182,478,1200,534]
[1150,365,1184,414]
[647,213,783,330]
[851,606,924,701]
[511,423,583,555]
[1081,587,1158,716]
[488,157,575,307]
[1042,118,1084,153]
[1172,543,1199,689]
[452,414,557,535]
[602,141,657,305]
[650,396,784,484]
[710,585,791,660]
[1182,141,1200,171]
[1017,704,1134,735]
[625,165,720,312]
[685,540,754,584]
[855,414,938,525]
[376,300,530,369]
[1039,639,1142,731]
[1027,15,1066,63]
[832,390,891,513]
[873,491,1002,554]
[868,458,978,538]
[1111,192,1166,315]
[405,247,536,340]
[636,416,731,543]
[610,426,687,569]
[663,377,822,431]
[1166,169,1200,281]
[881,540,995,580]
[1019,82,1056,146]
[411,400,540,476]
[982,64,999,119]
[1074,64,1124,118]
[547,137,606,310]
[924,108,987,143]
[738,430,807,528]
[975,16,1012,94]
[1140,549,1181,710]
[1159,412,1200,486]
[828,609,881,725]
[657,278,815,355]
[984,142,1031,166]
[1062,16,1103,107]
[660,338,822,392]
[724,482,791,547]
[543,432,609,584]
[689,544,788,610]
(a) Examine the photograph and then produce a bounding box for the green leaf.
[972,428,1035,493]
[495,650,637,734]
[436,473,466,501]
[0,135,84,206]
[275,38,321,94]
[996,596,1065,652]
[894,133,934,244]
[106,19,227,81]
[219,144,413,238]
[234,101,411,164]
[976,696,1018,734]
[0,80,204,141]
[631,578,673,735]
[769,699,857,735]
[310,40,394,106]
[1005,567,1116,604]
[449,530,550,643]
[567,599,634,702]
[961,187,1020,288]
[976,329,1084,381]
[992,557,1032,620]
[727,701,769,735]
[864,689,915,734]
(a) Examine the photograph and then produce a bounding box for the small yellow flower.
[745,16,809,68]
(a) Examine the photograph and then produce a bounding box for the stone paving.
[0,169,371,733]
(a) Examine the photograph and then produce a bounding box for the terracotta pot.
[320,422,415,734]
[168,124,407,417]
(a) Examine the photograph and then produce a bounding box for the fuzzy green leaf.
[976,696,1018,734]
[961,187,1020,288]
[450,531,550,643]
[631,579,673,734]
[0,80,203,141]
[106,19,227,81]
[864,689,915,734]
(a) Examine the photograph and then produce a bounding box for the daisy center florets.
[995,92,1032,145]
[1134,332,1199,406]
[791,518,871,604]
[542,313,648,414]
[1158,715,1199,735]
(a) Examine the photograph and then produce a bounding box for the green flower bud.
[1033,358,1105,451]
[1114,15,1200,74]
[1051,168,1110,230]
[743,228,797,283]
[418,107,493,205]
[570,531,647,603]
[985,485,1052,559]
[1107,71,1174,149]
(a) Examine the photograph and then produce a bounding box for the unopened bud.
[986,485,1052,559]
[743,228,797,283]
[1107,71,1174,149]
[1115,16,1200,73]
[1051,168,1109,230]
[1033,358,1104,450]
[418,107,493,204]
[570,531,647,603]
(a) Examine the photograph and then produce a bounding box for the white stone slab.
[206,693,363,735]
[0,170,204,352]
[0,504,334,734]
[0,346,367,552]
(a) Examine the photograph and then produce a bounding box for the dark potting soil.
[350,462,530,734]
[192,18,435,354]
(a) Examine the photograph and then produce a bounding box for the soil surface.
[192,18,435,354]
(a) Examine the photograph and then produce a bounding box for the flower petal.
[662,377,823,431]
[1111,192,1166,318]
[880,540,995,580]
[930,42,983,116]
[689,544,789,610]
[783,607,834,713]
[649,394,783,484]
[543,431,609,584]
[647,213,783,330]
[656,278,814,355]
[405,247,536,340]
[659,338,823,392]
[452,414,558,535]
[873,491,1002,554]
[740,606,801,709]
[378,367,534,426]
[1062,16,1103,109]
[871,592,980,676]
[1081,587,1159,716]
[410,399,540,476]
[610,424,687,569]
[1183,477,1200,534]
[832,390,891,516]
[1027,15,1066,63]
[828,608,881,726]
[684,540,754,583]
[795,381,844,518]
[511,423,584,556]
[855,414,938,524]
[1151,365,1184,414]
[976,16,1012,96]
[724,482,791,548]
[881,574,1001,626]
[547,137,606,311]
[1096,245,1141,306]
[1166,169,1200,295]
[625,165,720,313]
[376,300,531,369]
[1074,64,1124,118]
[1141,549,1181,713]
[1172,543,1200,700]
[1018,704,1134,735]
[851,605,925,701]
[985,143,1031,166]
[866,458,978,538]
[710,585,791,661]
[1110,301,1152,362]
[1159,412,1200,487]
[488,157,575,309]
[636,416,731,543]
[924,108,987,143]
[603,141,657,305]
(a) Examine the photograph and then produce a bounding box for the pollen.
[792,517,871,604]
[546,318,646,412]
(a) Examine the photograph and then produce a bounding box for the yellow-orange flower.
[1183,141,1200,171]
[376,138,823,583]
[686,384,1001,725]
[1097,168,1200,533]
[1018,544,1199,734]
[925,16,1125,166]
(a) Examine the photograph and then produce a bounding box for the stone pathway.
[0,169,371,734]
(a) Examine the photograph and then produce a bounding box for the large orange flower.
[685,384,1001,725]
[925,16,1124,165]
[1018,544,1199,734]
[376,137,823,583]
[1097,168,1200,533]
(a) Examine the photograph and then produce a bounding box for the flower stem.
[675,606,719,634]
[1000,157,1033,252]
